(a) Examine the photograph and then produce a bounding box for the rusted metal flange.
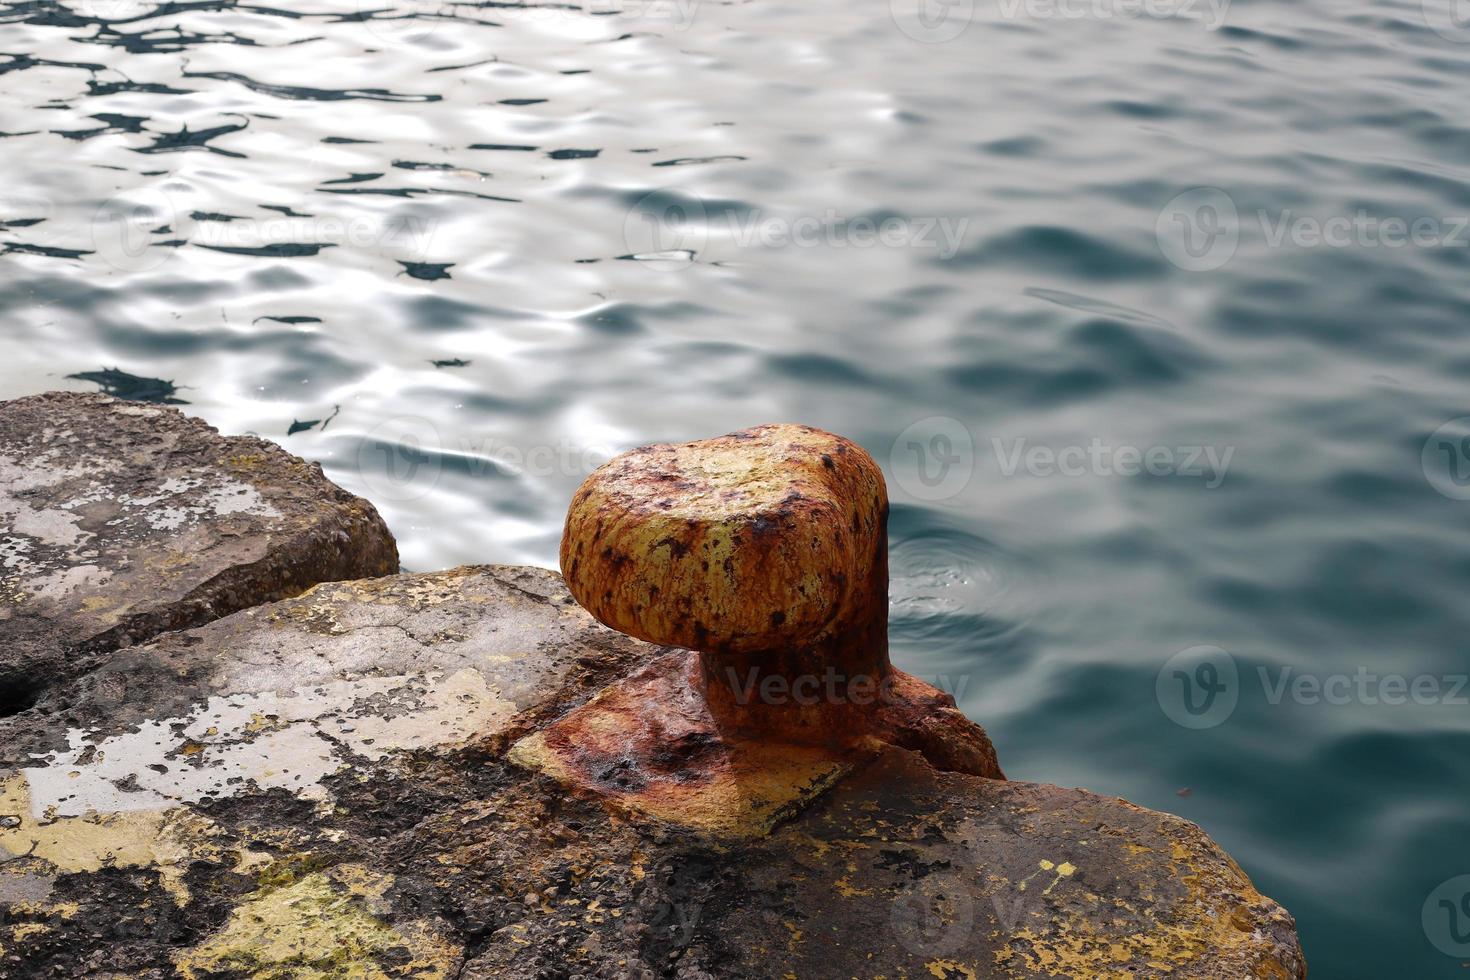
[510,424,1001,836]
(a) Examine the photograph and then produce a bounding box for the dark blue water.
[4,0,1470,972]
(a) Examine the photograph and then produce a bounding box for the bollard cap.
[560,424,887,657]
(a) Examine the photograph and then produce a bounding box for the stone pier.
[0,396,1306,979]
[0,392,398,703]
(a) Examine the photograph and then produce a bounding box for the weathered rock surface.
[713,751,1305,979]
[0,565,1305,979]
[0,392,398,701]
[0,565,647,978]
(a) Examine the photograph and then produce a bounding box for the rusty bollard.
[561,423,890,742]
[510,424,1002,835]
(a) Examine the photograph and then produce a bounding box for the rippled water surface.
[5,0,1470,970]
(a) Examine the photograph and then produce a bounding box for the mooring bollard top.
[559,423,887,657]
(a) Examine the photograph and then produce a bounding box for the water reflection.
[3,0,1470,969]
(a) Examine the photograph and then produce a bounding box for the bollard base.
[507,649,1003,838]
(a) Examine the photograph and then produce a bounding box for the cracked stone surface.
[0,392,398,697]
[0,565,1305,979]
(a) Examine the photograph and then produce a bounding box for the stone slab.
[704,749,1306,980]
[0,565,648,806]
[0,565,1304,979]
[0,392,399,701]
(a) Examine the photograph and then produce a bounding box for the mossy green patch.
[254,852,338,894]
[175,865,459,980]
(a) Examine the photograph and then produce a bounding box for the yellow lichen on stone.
[1,575,28,605]
[175,865,460,980]
[0,775,224,901]
[996,918,1216,978]
[833,872,874,898]
[80,595,116,614]
[246,712,289,735]
[223,453,266,471]
[6,899,81,920]
[9,923,50,942]
[992,813,1290,978]
[254,852,339,892]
